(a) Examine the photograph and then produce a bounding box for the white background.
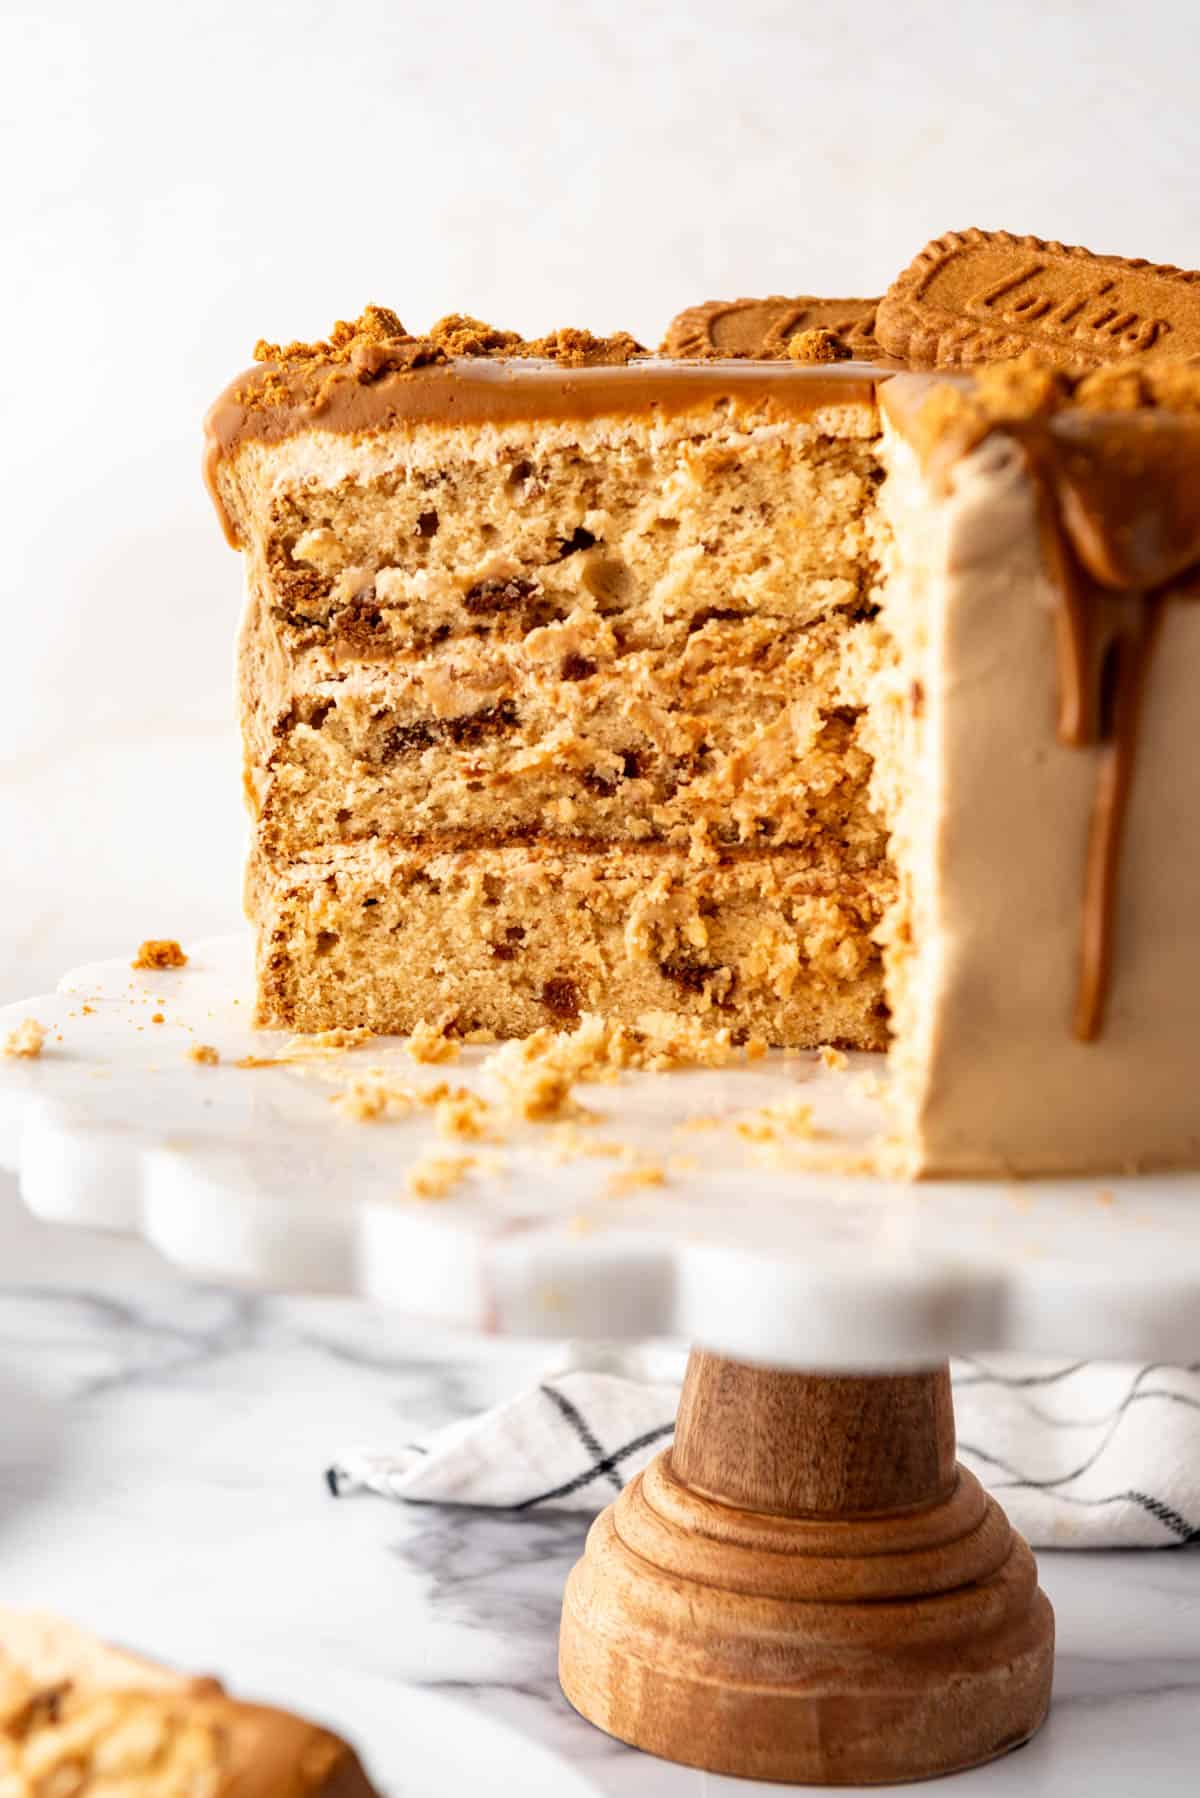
[2,0,1197,1002]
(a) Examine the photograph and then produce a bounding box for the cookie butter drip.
[1026,416,1200,1037]
[1072,595,1167,1038]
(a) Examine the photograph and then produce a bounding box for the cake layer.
[253,613,883,860]
[251,842,893,1046]
[232,403,880,667]
[231,390,886,867]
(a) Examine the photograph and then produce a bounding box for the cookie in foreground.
[0,1606,378,1798]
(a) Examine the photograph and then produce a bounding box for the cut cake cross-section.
[209,319,893,1054]
[205,306,1200,1176]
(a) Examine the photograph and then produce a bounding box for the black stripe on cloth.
[537,1383,621,1493]
[953,1358,1092,1389]
[512,1419,676,1512]
[1124,1491,1200,1544]
[991,1385,1200,1431]
[961,1441,1200,1544]
[958,1366,1200,1493]
[958,1439,1200,1542]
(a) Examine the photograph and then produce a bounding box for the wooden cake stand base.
[560,1351,1054,1785]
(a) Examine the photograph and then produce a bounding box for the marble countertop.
[2,1175,1199,1796]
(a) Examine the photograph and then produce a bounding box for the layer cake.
[205,236,1200,1175]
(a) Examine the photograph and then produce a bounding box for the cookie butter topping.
[884,354,1200,1041]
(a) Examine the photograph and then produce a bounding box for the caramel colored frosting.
[884,356,1200,1041]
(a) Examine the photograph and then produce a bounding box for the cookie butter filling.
[206,298,1200,1175]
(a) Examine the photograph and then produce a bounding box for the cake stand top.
[1,935,1196,1368]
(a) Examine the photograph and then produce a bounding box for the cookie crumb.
[406,1153,476,1200]
[188,1043,220,1066]
[541,1122,626,1164]
[605,1160,667,1196]
[132,939,187,970]
[280,1026,373,1059]
[150,1012,165,1025]
[331,1073,415,1121]
[406,1018,461,1065]
[433,1088,497,1140]
[786,327,852,364]
[818,1044,849,1071]
[2,1018,45,1060]
[735,1098,815,1142]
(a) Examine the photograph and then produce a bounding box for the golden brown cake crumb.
[281,1026,373,1056]
[818,1044,849,1070]
[734,1097,815,1142]
[132,939,187,971]
[150,1012,165,1024]
[188,1043,220,1066]
[406,1019,461,1065]
[2,1019,45,1060]
[786,327,852,364]
[405,1152,476,1200]
[540,1123,627,1164]
[605,1160,667,1196]
[330,1073,416,1121]
[433,1088,497,1140]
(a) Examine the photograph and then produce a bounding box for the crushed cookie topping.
[907,350,1200,466]
[786,328,853,365]
[248,306,646,395]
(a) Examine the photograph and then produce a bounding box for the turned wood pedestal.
[559,1352,1054,1785]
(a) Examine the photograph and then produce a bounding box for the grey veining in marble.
[1,1176,1199,1796]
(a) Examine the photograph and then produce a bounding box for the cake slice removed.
[0,1607,377,1798]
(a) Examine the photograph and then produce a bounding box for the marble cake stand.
[2,934,1198,1784]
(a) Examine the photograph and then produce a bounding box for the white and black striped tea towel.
[328,1346,1200,1549]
